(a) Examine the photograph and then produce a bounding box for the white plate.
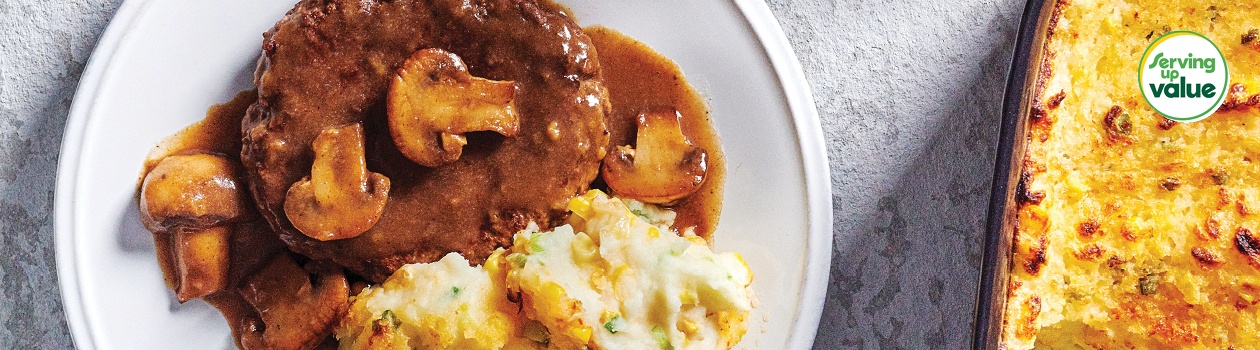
[54,0,832,349]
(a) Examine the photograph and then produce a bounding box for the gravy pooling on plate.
[134,3,732,347]
[139,91,344,349]
[586,26,725,239]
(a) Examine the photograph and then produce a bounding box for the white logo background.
[1140,32,1229,122]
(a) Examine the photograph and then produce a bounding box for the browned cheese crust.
[242,0,610,282]
[1004,0,1260,348]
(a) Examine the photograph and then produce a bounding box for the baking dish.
[972,0,1055,348]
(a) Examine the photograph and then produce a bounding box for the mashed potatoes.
[335,252,530,349]
[337,190,753,350]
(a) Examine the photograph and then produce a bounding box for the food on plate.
[337,191,752,350]
[140,154,251,232]
[336,252,526,350]
[284,124,390,241]
[387,48,521,167]
[237,254,350,350]
[140,91,346,348]
[135,0,742,348]
[241,0,611,282]
[602,110,708,205]
[583,27,726,238]
[1003,1,1260,348]
[507,191,751,350]
[140,154,249,301]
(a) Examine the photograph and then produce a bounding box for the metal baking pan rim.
[971,0,1060,348]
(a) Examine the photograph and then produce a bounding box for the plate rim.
[53,1,834,349]
[55,0,151,349]
[730,0,833,348]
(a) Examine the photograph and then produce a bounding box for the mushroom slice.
[602,110,708,205]
[139,153,248,300]
[387,48,520,167]
[284,123,390,241]
[238,254,349,350]
[140,153,250,232]
[172,226,231,302]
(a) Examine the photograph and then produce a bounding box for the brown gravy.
[140,90,290,348]
[586,26,726,239]
[140,90,255,179]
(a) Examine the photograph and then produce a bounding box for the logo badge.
[1140,31,1229,122]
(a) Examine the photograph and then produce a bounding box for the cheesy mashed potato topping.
[1004,1,1260,348]
[335,252,530,349]
[337,191,753,349]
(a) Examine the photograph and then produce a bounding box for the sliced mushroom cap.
[140,153,250,232]
[238,254,348,350]
[284,123,390,241]
[601,110,708,205]
[387,48,520,167]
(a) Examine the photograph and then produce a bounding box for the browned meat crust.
[242,0,609,281]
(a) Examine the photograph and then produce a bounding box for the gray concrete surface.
[0,0,1025,348]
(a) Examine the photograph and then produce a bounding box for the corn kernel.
[485,250,505,277]
[513,233,530,248]
[591,267,607,287]
[583,189,605,201]
[570,325,593,343]
[679,319,699,336]
[1066,175,1090,195]
[610,265,628,280]
[540,282,566,302]
[681,290,697,304]
[568,196,593,219]
[1019,205,1049,236]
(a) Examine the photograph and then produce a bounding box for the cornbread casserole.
[1003,1,1260,348]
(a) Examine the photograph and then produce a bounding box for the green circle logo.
[1139,31,1229,122]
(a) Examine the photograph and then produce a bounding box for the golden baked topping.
[602,110,707,205]
[284,124,390,241]
[1238,228,1260,267]
[1191,246,1222,267]
[1244,28,1260,51]
[1004,1,1260,347]
[1102,105,1132,142]
[387,48,520,167]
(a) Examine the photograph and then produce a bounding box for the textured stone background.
[0,0,1025,348]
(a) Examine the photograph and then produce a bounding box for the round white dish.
[54,0,832,349]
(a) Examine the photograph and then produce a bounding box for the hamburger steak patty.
[242,0,609,282]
